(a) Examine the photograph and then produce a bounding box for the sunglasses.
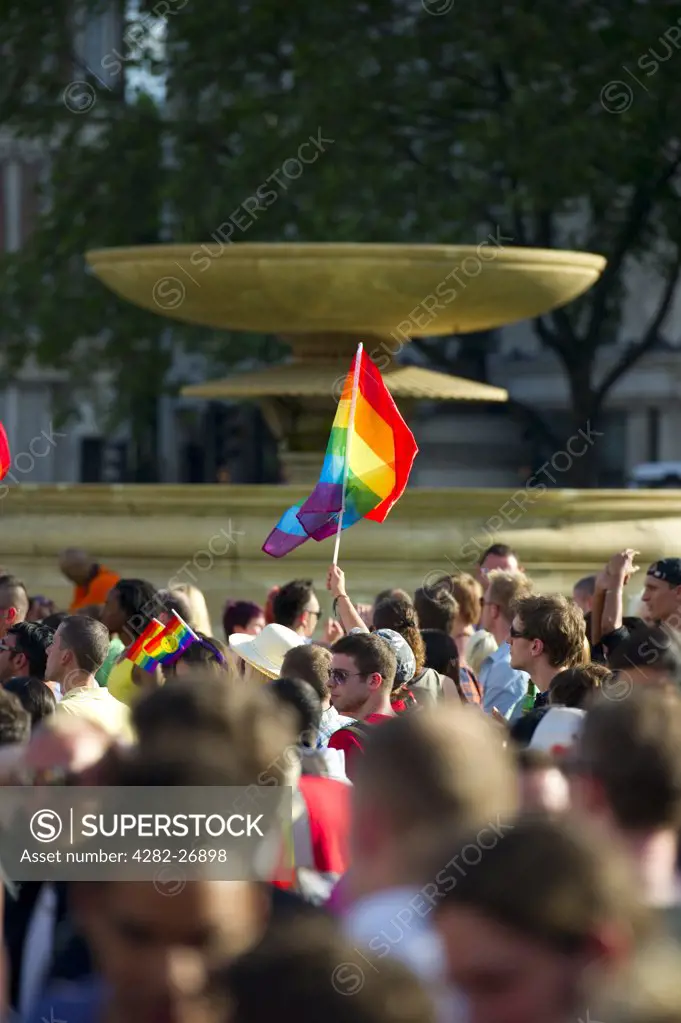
[509,625,531,639]
[329,669,366,685]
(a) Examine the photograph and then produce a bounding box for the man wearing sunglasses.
[327,633,396,780]
[0,622,54,684]
[508,593,586,720]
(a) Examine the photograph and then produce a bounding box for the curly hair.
[372,596,425,674]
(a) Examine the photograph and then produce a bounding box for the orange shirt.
[69,566,120,612]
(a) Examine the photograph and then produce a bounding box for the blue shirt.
[27,977,104,1023]
[480,642,530,718]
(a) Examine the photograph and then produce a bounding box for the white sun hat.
[529,707,586,757]
[229,623,305,679]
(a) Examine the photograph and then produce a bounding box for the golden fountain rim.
[87,242,606,270]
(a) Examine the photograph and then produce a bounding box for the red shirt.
[328,712,394,780]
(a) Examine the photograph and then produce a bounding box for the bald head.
[0,575,30,638]
[59,548,96,586]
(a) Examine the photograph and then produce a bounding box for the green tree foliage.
[2,0,681,482]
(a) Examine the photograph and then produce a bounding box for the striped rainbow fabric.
[263,346,418,557]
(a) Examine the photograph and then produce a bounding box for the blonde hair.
[486,569,534,621]
[449,573,483,627]
[170,583,212,635]
[465,629,498,676]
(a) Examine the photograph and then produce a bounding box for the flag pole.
[332,342,363,566]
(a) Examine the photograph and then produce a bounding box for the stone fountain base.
[1,484,678,632]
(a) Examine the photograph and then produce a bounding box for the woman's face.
[436,906,584,1023]
[244,615,265,636]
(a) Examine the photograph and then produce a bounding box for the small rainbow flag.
[263,345,418,557]
[0,422,11,482]
[127,619,165,668]
[142,611,199,667]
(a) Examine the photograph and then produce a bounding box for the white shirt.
[344,886,465,1023]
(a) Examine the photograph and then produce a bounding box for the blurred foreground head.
[133,674,298,785]
[72,742,293,1023]
[349,704,517,901]
[212,915,435,1023]
[432,815,653,1023]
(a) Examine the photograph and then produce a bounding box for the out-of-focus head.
[101,578,159,641]
[211,915,436,1023]
[3,676,56,728]
[42,611,69,631]
[272,580,320,638]
[420,629,459,678]
[372,595,425,674]
[132,676,297,785]
[0,688,31,747]
[480,570,533,638]
[222,600,265,640]
[373,587,412,610]
[164,634,231,683]
[155,588,194,627]
[572,575,596,615]
[477,543,520,585]
[0,574,30,638]
[26,596,57,622]
[351,705,518,887]
[413,582,458,633]
[72,745,281,1023]
[439,573,484,629]
[606,623,681,690]
[549,663,612,708]
[58,547,95,586]
[269,676,322,748]
[571,688,681,837]
[280,643,331,702]
[167,582,212,635]
[433,816,650,1023]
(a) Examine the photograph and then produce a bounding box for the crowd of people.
[0,542,680,1023]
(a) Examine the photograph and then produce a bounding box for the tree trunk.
[564,367,603,488]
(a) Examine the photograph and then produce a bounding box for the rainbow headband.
[126,611,199,671]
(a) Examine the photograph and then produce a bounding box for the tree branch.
[585,153,681,345]
[594,250,681,403]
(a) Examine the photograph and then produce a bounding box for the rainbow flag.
[142,611,199,667]
[126,619,165,669]
[125,613,198,672]
[0,422,10,482]
[263,345,418,558]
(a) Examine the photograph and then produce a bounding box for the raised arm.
[326,564,370,634]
